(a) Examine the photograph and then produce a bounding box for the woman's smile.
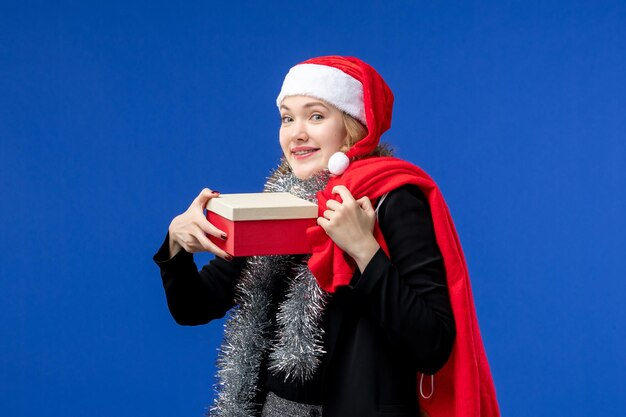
[290,146,321,159]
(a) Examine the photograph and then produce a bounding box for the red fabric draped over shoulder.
[306,156,500,417]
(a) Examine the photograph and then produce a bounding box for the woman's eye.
[311,114,324,121]
[281,116,293,123]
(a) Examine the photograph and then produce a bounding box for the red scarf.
[306,156,500,417]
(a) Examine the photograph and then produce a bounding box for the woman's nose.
[292,120,309,141]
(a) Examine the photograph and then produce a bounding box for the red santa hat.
[276,56,394,175]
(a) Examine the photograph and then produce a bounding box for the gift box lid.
[206,192,318,221]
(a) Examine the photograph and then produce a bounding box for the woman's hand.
[317,185,380,272]
[168,188,232,261]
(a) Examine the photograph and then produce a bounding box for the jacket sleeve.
[153,232,246,325]
[348,184,456,374]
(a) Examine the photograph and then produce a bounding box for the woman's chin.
[292,168,325,180]
[290,161,326,180]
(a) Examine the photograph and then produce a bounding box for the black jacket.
[154,185,456,417]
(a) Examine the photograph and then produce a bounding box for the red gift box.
[206,193,318,256]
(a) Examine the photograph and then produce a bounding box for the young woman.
[154,56,499,417]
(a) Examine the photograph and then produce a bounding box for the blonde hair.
[341,113,393,158]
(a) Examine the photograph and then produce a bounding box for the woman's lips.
[291,148,320,160]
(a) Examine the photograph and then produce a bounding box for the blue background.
[1,1,625,416]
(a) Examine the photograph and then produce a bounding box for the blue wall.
[1,1,625,416]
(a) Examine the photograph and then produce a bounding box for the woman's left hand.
[317,185,381,272]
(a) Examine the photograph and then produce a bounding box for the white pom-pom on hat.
[328,152,350,175]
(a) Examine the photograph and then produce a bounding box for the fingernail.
[212,190,220,194]
[221,233,227,240]
[225,255,233,261]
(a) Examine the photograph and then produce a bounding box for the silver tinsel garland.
[209,163,331,417]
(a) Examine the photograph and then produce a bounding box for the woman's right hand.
[167,188,231,261]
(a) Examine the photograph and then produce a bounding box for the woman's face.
[279,95,347,180]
